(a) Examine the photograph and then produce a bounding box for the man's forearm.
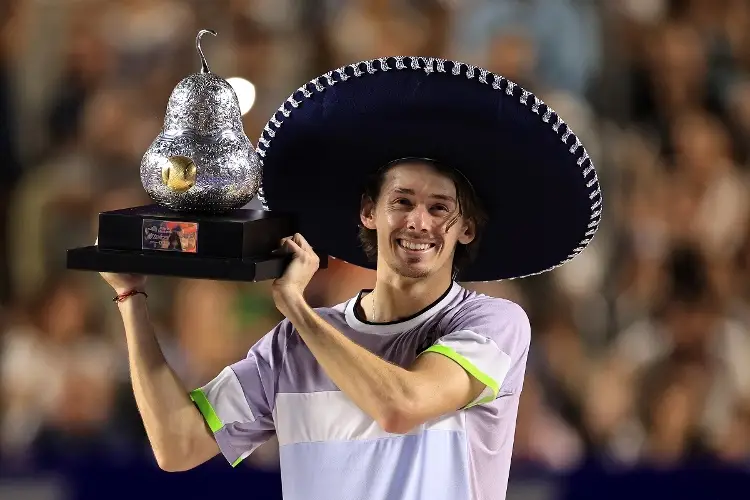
[118,295,217,470]
[280,291,419,431]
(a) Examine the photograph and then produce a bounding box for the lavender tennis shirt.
[190,282,531,500]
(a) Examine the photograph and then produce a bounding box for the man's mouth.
[397,239,436,252]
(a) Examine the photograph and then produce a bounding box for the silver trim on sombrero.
[255,56,602,280]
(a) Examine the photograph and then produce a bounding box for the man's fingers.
[281,234,314,253]
[283,237,304,255]
[293,233,314,253]
[274,234,318,262]
[272,236,293,255]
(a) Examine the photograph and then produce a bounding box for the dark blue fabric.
[260,60,599,281]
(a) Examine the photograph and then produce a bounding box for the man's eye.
[394,198,411,205]
[433,204,449,212]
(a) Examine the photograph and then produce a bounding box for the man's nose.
[406,205,430,232]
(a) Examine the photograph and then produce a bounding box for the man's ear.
[457,218,476,245]
[360,195,377,230]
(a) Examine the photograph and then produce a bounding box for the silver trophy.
[140,29,261,213]
[66,30,319,282]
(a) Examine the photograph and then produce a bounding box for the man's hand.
[272,233,320,315]
[95,237,148,295]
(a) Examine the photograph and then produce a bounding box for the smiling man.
[100,57,601,500]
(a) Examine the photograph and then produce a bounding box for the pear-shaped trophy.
[66,30,323,281]
[141,29,259,213]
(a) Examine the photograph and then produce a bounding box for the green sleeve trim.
[422,344,499,408]
[465,393,496,409]
[189,389,223,433]
[231,454,246,468]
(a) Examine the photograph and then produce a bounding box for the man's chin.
[392,261,432,279]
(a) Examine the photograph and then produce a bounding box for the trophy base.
[65,204,328,282]
[66,245,327,282]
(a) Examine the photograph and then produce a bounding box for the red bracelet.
[113,289,148,303]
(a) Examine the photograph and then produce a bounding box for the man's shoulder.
[271,299,351,336]
[313,299,350,317]
[441,288,531,344]
[451,288,529,324]
[248,300,352,357]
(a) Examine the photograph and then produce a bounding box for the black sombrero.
[255,57,602,282]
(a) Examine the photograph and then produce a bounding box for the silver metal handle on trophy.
[196,29,217,74]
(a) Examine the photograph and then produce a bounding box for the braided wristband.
[113,289,148,303]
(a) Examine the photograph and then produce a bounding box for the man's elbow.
[377,403,423,435]
[154,453,182,472]
[154,451,195,472]
[153,442,206,472]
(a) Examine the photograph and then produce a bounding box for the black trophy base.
[66,245,302,282]
[66,204,327,282]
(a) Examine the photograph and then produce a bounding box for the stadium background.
[2,0,750,498]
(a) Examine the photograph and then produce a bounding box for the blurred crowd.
[2,0,750,476]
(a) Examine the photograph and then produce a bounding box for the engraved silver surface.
[140,30,261,213]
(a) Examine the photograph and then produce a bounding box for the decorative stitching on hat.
[297,84,312,99]
[312,77,325,92]
[335,68,350,82]
[255,56,602,279]
[350,63,364,77]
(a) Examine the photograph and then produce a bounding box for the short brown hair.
[357,159,488,279]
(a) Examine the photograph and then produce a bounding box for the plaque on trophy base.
[66,205,327,281]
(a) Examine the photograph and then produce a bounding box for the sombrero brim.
[256,57,602,282]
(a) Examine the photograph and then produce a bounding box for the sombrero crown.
[256,56,602,282]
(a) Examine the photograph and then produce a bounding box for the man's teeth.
[400,240,433,251]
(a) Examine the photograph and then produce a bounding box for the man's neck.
[365,267,454,323]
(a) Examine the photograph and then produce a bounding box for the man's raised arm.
[116,290,220,471]
[104,268,282,471]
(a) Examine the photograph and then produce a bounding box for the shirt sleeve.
[189,319,291,467]
[421,298,531,408]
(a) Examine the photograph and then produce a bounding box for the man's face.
[360,162,475,279]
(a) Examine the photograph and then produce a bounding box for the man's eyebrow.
[393,187,456,202]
